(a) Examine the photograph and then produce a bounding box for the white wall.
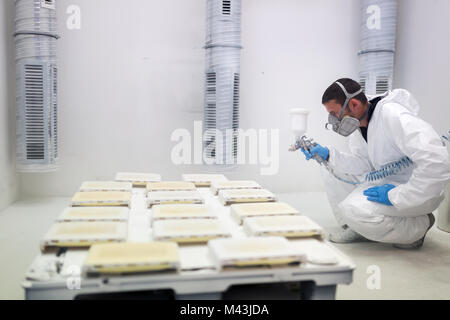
[0,0,19,210]
[16,0,450,198]
[394,0,450,135]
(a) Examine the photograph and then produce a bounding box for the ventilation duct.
[14,0,59,172]
[359,0,397,96]
[203,0,242,166]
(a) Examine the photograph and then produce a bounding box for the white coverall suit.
[322,89,450,244]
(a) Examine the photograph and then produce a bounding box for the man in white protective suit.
[300,78,450,249]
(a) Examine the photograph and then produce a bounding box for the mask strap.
[359,104,370,122]
[335,81,363,120]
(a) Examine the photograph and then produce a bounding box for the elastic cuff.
[325,148,330,161]
[387,189,400,209]
[328,147,338,169]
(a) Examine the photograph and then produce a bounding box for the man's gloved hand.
[363,184,396,206]
[301,144,329,161]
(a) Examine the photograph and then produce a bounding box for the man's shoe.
[329,226,373,244]
[393,213,435,250]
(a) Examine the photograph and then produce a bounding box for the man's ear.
[348,98,360,112]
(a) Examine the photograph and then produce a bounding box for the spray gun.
[289,136,328,166]
[288,108,328,166]
[288,108,362,185]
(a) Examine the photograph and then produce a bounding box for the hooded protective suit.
[323,89,450,244]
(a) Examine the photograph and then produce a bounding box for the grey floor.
[0,192,449,300]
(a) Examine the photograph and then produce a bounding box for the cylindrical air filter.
[359,0,397,96]
[204,0,242,166]
[15,0,59,172]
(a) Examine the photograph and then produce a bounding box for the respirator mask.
[325,81,367,137]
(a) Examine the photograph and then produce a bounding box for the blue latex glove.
[301,144,329,161]
[363,184,396,206]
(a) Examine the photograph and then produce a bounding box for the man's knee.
[338,213,430,245]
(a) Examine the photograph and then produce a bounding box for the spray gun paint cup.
[289,108,310,139]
